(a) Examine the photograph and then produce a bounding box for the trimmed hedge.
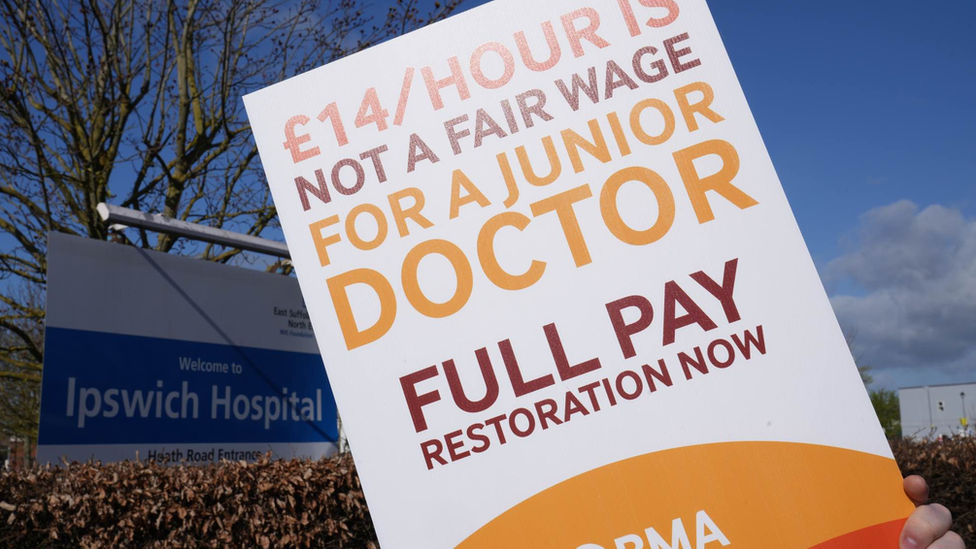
[2,438,973,547]
[0,454,379,548]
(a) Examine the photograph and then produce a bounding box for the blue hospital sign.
[38,232,338,464]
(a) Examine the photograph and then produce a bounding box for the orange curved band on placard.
[457,442,913,549]
[811,518,908,549]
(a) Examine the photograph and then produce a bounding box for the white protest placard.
[244,1,913,547]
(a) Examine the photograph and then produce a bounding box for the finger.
[901,504,953,549]
[904,475,929,506]
[927,531,966,549]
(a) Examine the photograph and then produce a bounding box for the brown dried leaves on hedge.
[0,454,379,548]
[2,439,974,548]
[893,437,976,547]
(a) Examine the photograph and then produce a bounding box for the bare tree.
[0,289,42,468]
[0,0,464,452]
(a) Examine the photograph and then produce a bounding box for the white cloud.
[826,200,976,389]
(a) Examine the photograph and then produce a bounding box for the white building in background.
[899,382,976,439]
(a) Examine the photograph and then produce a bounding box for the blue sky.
[448,0,976,390]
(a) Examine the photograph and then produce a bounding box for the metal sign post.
[96,203,290,258]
